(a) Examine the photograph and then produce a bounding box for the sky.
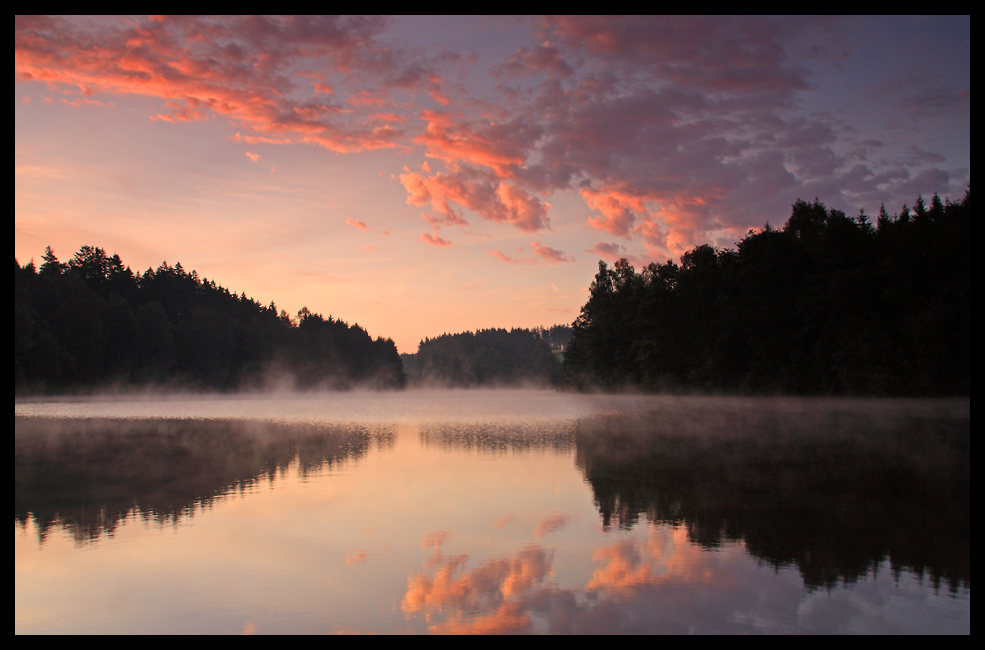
[14,15,970,354]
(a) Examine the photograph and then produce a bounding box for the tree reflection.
[14,416,394,544]
[417,421,574,455]
[573,399,970,593]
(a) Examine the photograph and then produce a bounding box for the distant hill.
[402,327,562,387]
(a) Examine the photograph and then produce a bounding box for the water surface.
[15,391,970,634]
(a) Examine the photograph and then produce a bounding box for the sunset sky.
[14,16,970,354]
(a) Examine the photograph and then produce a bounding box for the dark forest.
[15,191,968,397]
[561,191,970,396]
[401,327,566,387]
[14,248,404,394]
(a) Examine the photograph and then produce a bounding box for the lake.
[14,390,970,634]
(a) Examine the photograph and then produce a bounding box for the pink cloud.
[150,101,207,122]
[345,218,369,230]
[15,15,407,154]
[16,15,963,255]
[545,16,820,94]
[422,212,468,228]
[420,233,453,247]
[580,188,641,237]
[415,110,539,178]
[345,89,392,107]
[293,103,346,120]
[579,182,725,256]
[496,184,552,232]
[367,112,409,124]
[586,241,663,268]
[400,171,550,232]
[400,171,433,206]
[229,132,290,145]
[488,250,520,264]
[497,41,575,78]
[245,151,260,162]
[530,242,574,263]
[587,241,626,259]
[430,88,452,106]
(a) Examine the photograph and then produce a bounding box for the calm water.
[15,391,970,634]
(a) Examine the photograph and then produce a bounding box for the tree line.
[15,246,404,394]
[531,324,573,351]
[402,327,564,387]
[562,191,970,396]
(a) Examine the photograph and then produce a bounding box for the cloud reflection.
[402,545,553,634]
[533,513,570,538]
[398,526,752,634]
[586,527,717,593]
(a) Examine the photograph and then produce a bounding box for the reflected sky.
[14,392,970,634]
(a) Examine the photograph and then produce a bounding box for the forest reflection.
[417,420,574,454]
[14,417,395,545]
[574,400,970,594]
[15,397,969,600]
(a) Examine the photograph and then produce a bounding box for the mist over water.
[15,390,970,634]
[16,388,592,423]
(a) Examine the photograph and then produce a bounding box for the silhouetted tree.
[562,190,970,396]
[15,246,405,394]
